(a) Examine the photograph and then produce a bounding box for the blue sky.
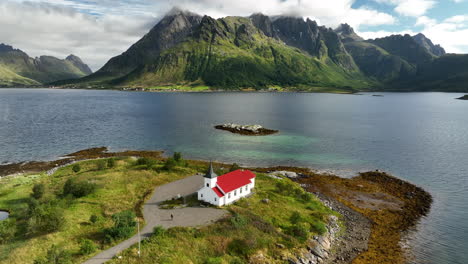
[2,0,468,70]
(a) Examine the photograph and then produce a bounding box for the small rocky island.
[215,123,278,136]
[456,95,468,100]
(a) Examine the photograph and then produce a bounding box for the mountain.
[0,43,92,86]
[412,33,446,57]
[61,9,468,92]
[60,9,373,92]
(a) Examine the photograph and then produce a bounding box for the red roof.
[212,187,224,197]
[215,170,256,195]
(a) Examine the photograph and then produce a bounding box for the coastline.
[0,148,432,264]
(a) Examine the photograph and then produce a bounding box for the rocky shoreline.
[456,95,468,100]
[214,123,278,135]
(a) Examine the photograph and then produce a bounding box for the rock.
[456,95,468,100]
[271,171,298,178]
[261,198,270,204]
[214,123,278,135]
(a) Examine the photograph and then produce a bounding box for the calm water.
[1,89,467,263]
[0,211,8,221]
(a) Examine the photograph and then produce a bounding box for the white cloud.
[415,16,437,27]
[373,0,436,17]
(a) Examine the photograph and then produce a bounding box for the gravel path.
[82,174,227,264]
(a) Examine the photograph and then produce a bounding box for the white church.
[198,163,256,206]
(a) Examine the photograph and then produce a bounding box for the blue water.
[1,89,467,263]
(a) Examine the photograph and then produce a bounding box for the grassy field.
[0,157,199,264]
[0,157,335,264]
[108,173,335,264]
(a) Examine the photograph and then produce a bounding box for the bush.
[28,202,66,234]
[107,158,116,168]
[72,164,81,173]
[104,210,137,242]
[290,211,303,225]
[173,152,182,162]
[230,163,241,172]
[152,226,165,237]
[230,213,248,228]
[204,257,223,264]
[310,221,327,235]
[162,158,177,171]
[79,239,97,255]
[288,223,309,242]
[31,183,45,200]
[227,239,255,257]
[90,214,99,224]
[33,245,72,264]
[63,178,96,198]
[96,160,106,170]
[136,157,156,168]
[0,218,16,244]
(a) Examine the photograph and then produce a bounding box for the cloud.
[373,0,436,17]
[0,1,157,71]
[415,16,437,27]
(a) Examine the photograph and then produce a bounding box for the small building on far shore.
[198,163,256,206]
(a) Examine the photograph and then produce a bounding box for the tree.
[63,178,96,198]
[72,164,81,173]
[229,163,241,172]
[107,158,116,168]
[173,152,182,162]
[79,239,97,255]
[34,245,72,264]
[0,218,16,244]
[31,183,45,200]
[163,158,177,171]
[28,203,66,234]
[96,160,106,170]
[104,211,137,242]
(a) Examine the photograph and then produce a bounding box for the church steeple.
[205,161,217,179]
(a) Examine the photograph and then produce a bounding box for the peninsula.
[0,148,432,264]
[215,123,279,136]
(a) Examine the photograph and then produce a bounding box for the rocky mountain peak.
[412,33,446,56]
[66,54,93,75]
[0,43,16,53]
[334,23,363,42]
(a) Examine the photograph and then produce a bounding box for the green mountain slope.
[0,44,92,86]
[62,11,374,91]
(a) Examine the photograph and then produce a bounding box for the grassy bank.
[108,173,334,264]
[0,157,198,264]
[0,154,334,264]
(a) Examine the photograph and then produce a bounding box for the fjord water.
[1,89,467,263]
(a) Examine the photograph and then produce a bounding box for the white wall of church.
[198,187,222,206]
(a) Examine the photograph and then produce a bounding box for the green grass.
[146,85,211,92]
[0,158,199,264]
[108,174,336,264]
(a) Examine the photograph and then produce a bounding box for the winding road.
[83,174,227,264]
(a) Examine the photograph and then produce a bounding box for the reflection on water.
[1,89,468,263]
[0,211,9,221]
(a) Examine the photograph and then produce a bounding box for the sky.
[1,0,468,71]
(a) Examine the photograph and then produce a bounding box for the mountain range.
[0,44,92,87]
[7,8,468,92]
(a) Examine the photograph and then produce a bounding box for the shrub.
[136,157,156,168]
[229,257,245,264]
[79,239,97,255]
[63,178,96,198]
[28,204,66,234]
[310,221,327,235]
[107,158,116,168]
[72,164,81,173]
[230,213,248,228]
[204,257,223,264]
[162,158,177,171]
[33,245,72,264]
[89,214,99,224]
[104,211,137,242]
[288,223,309,242]
[227,239,255,257]
[173,152,182,162]
[0,218,16,244]
[96,160,106,170]
[31,183,45,200]
[230,163,241,172]
[152,226,165,237]
[290,211,303,225]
